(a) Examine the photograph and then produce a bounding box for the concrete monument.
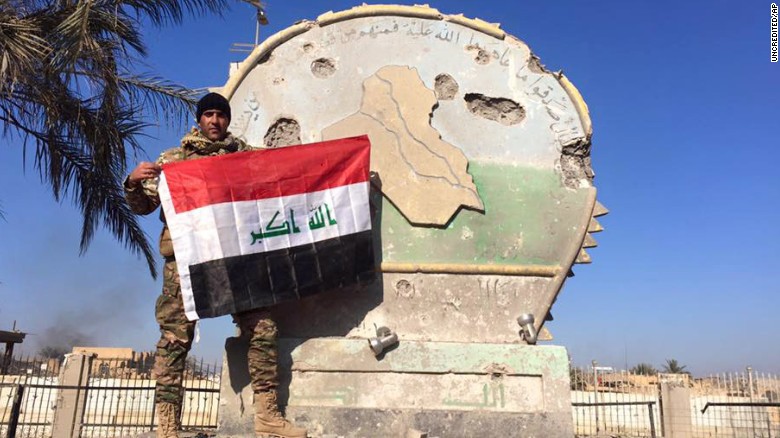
[216,4,606,437]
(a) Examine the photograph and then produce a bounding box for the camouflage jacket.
[124,128,251,257]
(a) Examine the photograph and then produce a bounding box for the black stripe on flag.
[188,230,375,318]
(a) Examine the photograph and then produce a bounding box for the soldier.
[125,93,307,438]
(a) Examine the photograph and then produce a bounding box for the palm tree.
[630,363,658,376]
[662,359,690,375]
[0,0,231,277]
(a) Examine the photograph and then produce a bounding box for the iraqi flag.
[157,135,374,321]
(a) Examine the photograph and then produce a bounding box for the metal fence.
[571,366,661,437]
[690,369,780,438]
[1,356,59,438]
[5,353,779,438]
[571,364,780,438]
[1,354,221,438]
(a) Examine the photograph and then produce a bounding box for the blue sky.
[1,0,778,375]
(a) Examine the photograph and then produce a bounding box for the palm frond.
[117,0,230,27]
[0,108,157,276]
[53,138,158,277]
[0,6,49,88]
[0,0,230,278]
[50,0,95,68]
[117,73,199,122]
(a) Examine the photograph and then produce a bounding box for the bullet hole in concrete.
[264,117,301,148]
[464,93,525,126]
[527,54,545,73]
[465,44,491,65]
[311,58,336,78]
[395,279,415,298]
[434,74,459,100]
[256,52,273,65]
[302,42,314,53]
[560,140,594,189]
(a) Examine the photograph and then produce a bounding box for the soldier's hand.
[128,162,162,185]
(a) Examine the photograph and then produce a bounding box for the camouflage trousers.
[153,260,279,405]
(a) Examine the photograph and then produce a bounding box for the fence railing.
[571,365,780,438]
[4,353,779,438]
[690,370,780,438]
[572,400,658,437]
[571,367,662,437]
[1,356,59,438]
[1,354,221,438]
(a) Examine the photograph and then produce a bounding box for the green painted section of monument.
[380,162,593,266]
[284,338,570,380]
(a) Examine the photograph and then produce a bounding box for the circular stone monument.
[217,5,606,437]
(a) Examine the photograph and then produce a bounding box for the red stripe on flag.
[162,135,370,214]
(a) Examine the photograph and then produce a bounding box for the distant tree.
[662,359,690,375]
[630,363,658,376]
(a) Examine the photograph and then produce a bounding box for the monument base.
[217,338,573,438]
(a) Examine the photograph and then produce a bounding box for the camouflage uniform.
[125,128,278,406]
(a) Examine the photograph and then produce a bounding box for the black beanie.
[196,92,231,122]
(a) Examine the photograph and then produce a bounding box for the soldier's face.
[198,109,229,141]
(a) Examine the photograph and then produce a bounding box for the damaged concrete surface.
[269,272,560,343]
[433,73,458,100]
[227,13,595,190]
[264,117,301,148]
[218,339,574,438]
[560,139,595,189]
[311,57,337,78]
[464,93,525,126]
[465,44,491,65]
[322,65,483,226]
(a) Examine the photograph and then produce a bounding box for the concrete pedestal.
[660,374,693,438]
[52,353,94,438]
[217,337,573,438]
